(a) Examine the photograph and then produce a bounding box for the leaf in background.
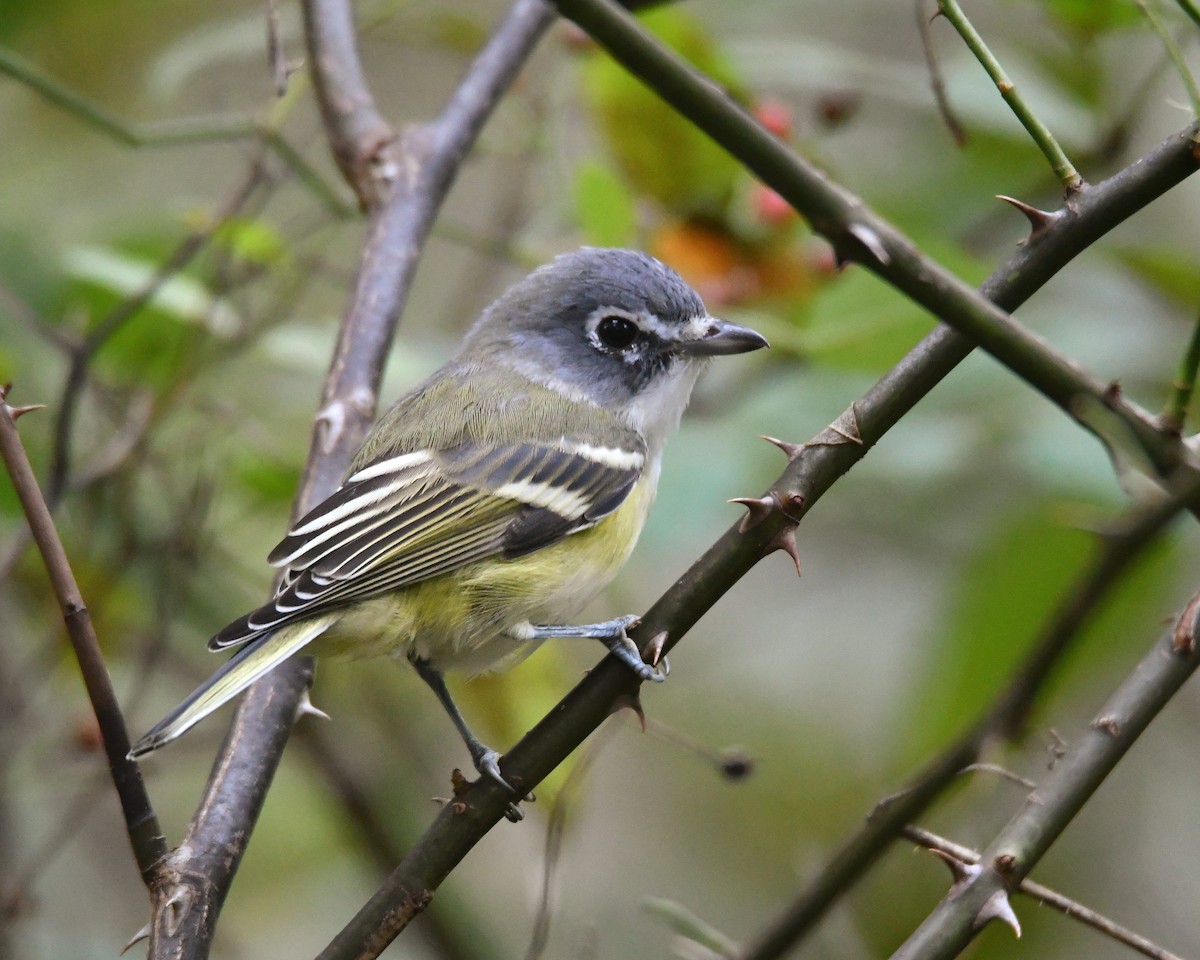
[62,245,232,390]
[900,499,1179,759]
[573,160,639,248]
[1024,0,1141,37]
[210,216,288,268]
[579,6,746,220]
[1110,246,1200,308]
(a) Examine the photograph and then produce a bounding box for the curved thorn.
[729,495,775,532]
[975,890,1022,937]
[762,434,805,461]
[996,194,1061,239]
[766,526,802,576]
[847,221,891,265]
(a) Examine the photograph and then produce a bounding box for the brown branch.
[144,2,556,957]
[903,826,1187,960]
[891,591,1200,960]
[915,0,967,146]
[0,388,167,883]
[301,0,398,209]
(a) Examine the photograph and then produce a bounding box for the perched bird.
[130,248,767,788]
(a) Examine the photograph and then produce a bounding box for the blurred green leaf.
[212,216,288,268]
[64,246,237,333]
[1023,0,1141,36]
[902,500,1179,758]
[573,160,639,248]
[580,6,746,219]
[232,455,301,508]
[1110,246,1200,307]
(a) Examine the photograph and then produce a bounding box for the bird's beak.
[679,317,770,356]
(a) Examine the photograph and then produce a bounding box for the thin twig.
[1138,0,1200,120]
[891,592,1200,960]
[1174,0,1200,29]
[46,157,267,505]
[0,46,349,216]
[915,0,968,146]
[935,0,1081,189]
[1160,313,1200,434]
[903,826,1188,960]
[0,389,166,883]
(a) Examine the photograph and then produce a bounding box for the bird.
[129,247,768,789]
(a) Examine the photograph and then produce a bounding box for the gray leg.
[526,614,665,683]
[410,655,513,792]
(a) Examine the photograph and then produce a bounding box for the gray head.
[461,248,767,436]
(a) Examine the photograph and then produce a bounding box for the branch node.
[1172,591,1200,654]
[613,691,646,731]
[1090,714,1122,737]
[929,847,981,885]
[6,402,45,420]
[729,495,776,532]
[811,404,864,447]
[642,630,669,668]
[974,889,1022,937]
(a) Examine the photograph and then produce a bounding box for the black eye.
[596,315,639,350]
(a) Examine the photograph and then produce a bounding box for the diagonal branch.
[313,117,1200,960]
[143,2,556,957]
[549,0,1200,499]
[0,390,167,883]
[890,591,1200,960]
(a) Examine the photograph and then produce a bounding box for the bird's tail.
[129,615,335,758]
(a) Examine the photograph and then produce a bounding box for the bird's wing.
[208,437,644,650]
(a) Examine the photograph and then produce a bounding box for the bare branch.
[301,0,398,209]
[0,389,166,882]
[314,123,1200,960]
[914,0,968,146]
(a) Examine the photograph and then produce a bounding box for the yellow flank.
[309,474,657,675]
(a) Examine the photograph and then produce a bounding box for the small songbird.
[130,247,767,788]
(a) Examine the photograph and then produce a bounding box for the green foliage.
[573,159,639,248]
[902,500,1180,758]
[1024,0,1142,36]
[580,6,747,219]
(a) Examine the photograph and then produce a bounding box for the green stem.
[0,46,352,217]
[1160,313,1200,432]
[1137,0,1200,121]
[936,0,1081,188]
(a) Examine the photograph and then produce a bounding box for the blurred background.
[2,1,1200,958]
